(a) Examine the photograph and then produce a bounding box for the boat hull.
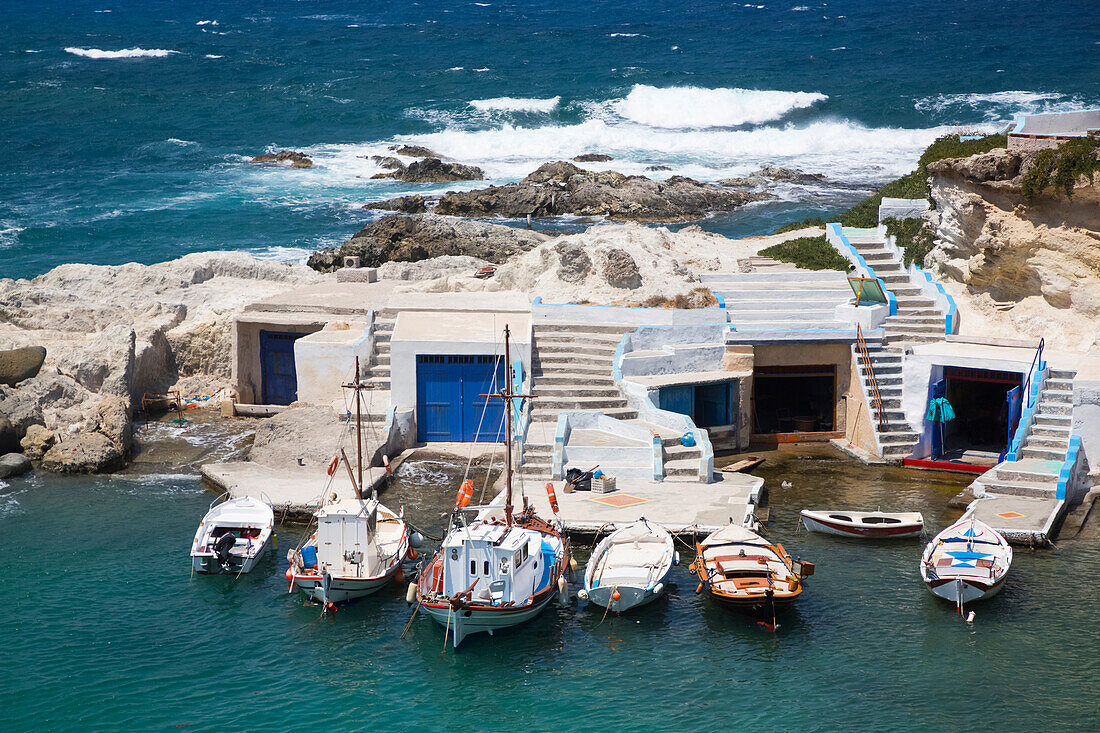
[800,513,922,539]
[586,582,664,613]
[704,588,798,618]
[925,575,1006,604]
[290,564,402,603]
[191,536,272,575]
[421,592,556,647]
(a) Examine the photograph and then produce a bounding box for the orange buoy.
[612,590,621,601]
[545,482,559,514]
[383,454,393,476]
[327,454,339,477]
[409,547,418,561]
[456,479,474,508]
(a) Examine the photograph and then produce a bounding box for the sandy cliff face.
[926,150,1100,352]
[0,252,321,471]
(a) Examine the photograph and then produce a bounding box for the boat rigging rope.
[462,333,505,485]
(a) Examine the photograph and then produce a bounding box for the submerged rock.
[0,453,31,479]
[0,346,46,386]
[369,155,405,170]
[250,150,313,169]
[373,158,484,183]
[422,161,768,222]
[307,214,548,272]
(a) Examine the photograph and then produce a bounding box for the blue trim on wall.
[1005,364,1046,462]
[714,292,725,309]
[914,268,958,335]
[1058,435,1082,501]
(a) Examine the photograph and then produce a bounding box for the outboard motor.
[214,530,237,570]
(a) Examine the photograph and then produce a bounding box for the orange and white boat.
[691,523,813,624]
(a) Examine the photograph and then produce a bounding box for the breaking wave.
[612,84,827,128]
[469,96,561,113]
[64,47,179,59]
[914,91,1091,122]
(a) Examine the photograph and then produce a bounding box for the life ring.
[545,482,559,514]
[327,455,339,477]
[456,479,474,508]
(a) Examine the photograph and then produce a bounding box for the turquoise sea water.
[2,0,1099,278]
[3,448,1099,731]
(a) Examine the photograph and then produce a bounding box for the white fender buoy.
[569,555,578,572]
[410,532,425,548]
[673,551,680,565]
[557,575,569,604]
[405,582,417,604]
[966,610,976,624]
[577,589,589,601]
[652,582,664,597]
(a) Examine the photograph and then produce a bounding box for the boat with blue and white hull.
[920,515,1012,612]
[580,519,676,614]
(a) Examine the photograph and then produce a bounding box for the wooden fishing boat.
[415,325,570,648]
[920,515,1011,613]
[190,493,274,574]
[800,509,924,539]
[691,523,813,623]
[579,518,676,613]
[285,358,410,607]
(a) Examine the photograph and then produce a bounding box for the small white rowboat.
[800,509,924,539]
[920,515,1011,611]
[579,519,676,613]
[191,493,275,574]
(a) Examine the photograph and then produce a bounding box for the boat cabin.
[441,524,548,603]
[315,499,381,575]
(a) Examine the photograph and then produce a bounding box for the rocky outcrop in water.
[574,153,613,162]
[307,214,550,272]
[391,145,443,158]
[422,162,768,222]
[364,194,428,214]
[719,165,826,188]
[373,158,483,183]
[0,253,321,473]
[251,150,313,169]
[369,155,405,170]
[0,452,30,479]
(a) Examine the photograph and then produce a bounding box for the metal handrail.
[1022,337,1045,408]
[856,324,886,432]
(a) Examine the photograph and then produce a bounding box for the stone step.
[533,384,622,398]
[1041,389,1073,403]
[523,443,552,455]
[980,479,1055,498]
[1044,377,1074,389]
[878,431,918,444]
[871,407,908,422]
[1030,424,1071,437]
[375,341,390,352]
[885,334,943,344]
[722,300,845,312]
[887,315,945,325]
[885,323,945,334]
[1018,446,1068,461]
[881,444,914,458]
[862,252,896,262]
[534,323,634,335]
[1047,369,1077,381]
[534,364,613,377]
[522,455,552,467]
[729,310,841,322]
[992,467,1058,485]
[538,397,627,410]
[1034,413,1072,427]
[1026,435,1069,450]
[533,372,616,385]
[537,343,618,355]
[1035,403,1071,416]
[534,332,625,345]
[535,353,613,366]
[530,408,638,423]
[663,458,701,477]
[365,378,390,389]
[373,354,390,365]
[893,298,937,308]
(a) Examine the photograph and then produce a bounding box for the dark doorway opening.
[943,367,1022,453]
[753,365,836,434]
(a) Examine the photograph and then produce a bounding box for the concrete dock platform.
[200,462,386,518]
[484,472,765,536]
[968,494,1065,545]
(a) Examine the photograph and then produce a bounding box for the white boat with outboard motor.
[579,518,676,613]
[920,514,1012,614]
[191,493,275,574]
[800,509,924,539]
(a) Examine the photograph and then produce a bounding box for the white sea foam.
[914,91,1091,122]
[791,5,810,10]
[446,66,464,71]
[470,96,561,113]
[196,20,218,26]
[247,245,312,264]
[25,49,42,53]
[204,54,224,59]
[473,68,490,72]
[612,84,827,128]
[65,47,179,59]
[609,33,642,37]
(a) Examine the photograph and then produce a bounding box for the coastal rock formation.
[378,255,494,281]
[925,150,1100,351]
[0,452,31,479]
[306,214,549,272]
[247,404,348,470]
[574,153,614,162]
[364,195,427,214]
[719,166,826,187]
[0,252,321,472]
[555,243,592,283]
[373,158,484,183]
[369,155,405,170]
[0,414,17,454]
[391,144,443,158]
[0,346,46,386]
[422,162,769,222]
[251,150,314,169]
[602,248,642,289]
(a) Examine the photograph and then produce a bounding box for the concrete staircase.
[854,340,919,461]
[977,368,1076,498]
[521,322,704,482]
[363,315,394,391]
[701,271,856,342]
[840,229,946,344]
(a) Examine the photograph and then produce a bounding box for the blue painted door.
[1001,386,1022,461]
[696,382,732,428]
[659,385,694,418]
[416,355,506,442]
[260,331,304,405]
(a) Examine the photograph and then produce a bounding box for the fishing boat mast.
[504,325,513,527]
[341,356,371,501]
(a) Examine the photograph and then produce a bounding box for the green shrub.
[759,235,851,271]
[882,217,934,267]
[1021,137,1100,202]
[772,133,1008,232]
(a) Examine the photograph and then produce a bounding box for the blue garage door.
[416,355,506,442]
[260,330,305,405]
